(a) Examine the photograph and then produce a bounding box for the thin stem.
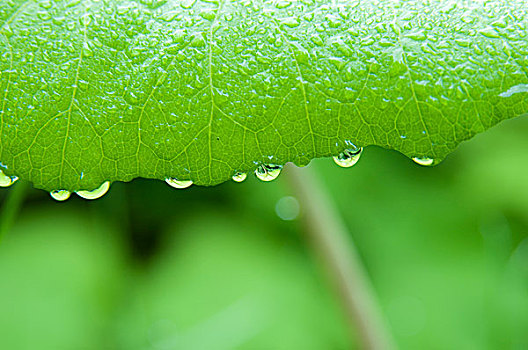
[285,164,395,350]
[0,181,28,244]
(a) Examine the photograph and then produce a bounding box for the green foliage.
[0,0,527,191]
[1,116,527,349]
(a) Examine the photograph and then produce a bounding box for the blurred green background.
[0,116,527,350]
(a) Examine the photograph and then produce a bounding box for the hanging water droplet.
[232,172,247,183]
[0,170,18,187]
[333,148,363,168]
[50,190,71,202]
[255,164,282,182]
[76,181,111,200]
[412,157,434,166]
[165,178,193,189]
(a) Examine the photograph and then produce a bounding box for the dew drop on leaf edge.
[412,157,434,166]
[165,178,193,189]
[50,190,71,202]
[255,164,282,182]
[333,148,363,168]
[75,181,111,200]
[0,170,18,187]
[232,172,247,183]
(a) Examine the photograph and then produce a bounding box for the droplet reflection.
[50,190,71,202]
[0,170,18,188]
[333,148,363,168]
[232,172,247,183]
[165,178,193,189]
[76,181,111,200]
[255,164,282,182]
[412,157,434,166]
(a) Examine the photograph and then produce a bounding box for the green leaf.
[1,0,527,192]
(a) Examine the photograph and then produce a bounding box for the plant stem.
[0,181,28,244]
[285,164,395,350]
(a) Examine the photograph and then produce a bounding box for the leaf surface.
[1,0,527,191]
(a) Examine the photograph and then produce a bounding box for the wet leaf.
[0,0,527,192]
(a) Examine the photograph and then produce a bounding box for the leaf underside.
[0,0,527,191]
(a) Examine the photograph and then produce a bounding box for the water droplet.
[0,23,13,37]
[0,170,18,187]
[79,13,93,27]
[76,181,111,200]
[405,30,427,41]
[255,164,282,182]
[412,157,434,166]
[50,190,71,202]
[310,34,324,46]
[499,84,528,98]
[180,0,197,9]
[82,42,94,57]
[232,172,247,183]
[190,33,206,48]
[165,178,193,189]
[275,0,292,9]
[37,11,52,21]
[157,70,168,85]
[280,17,300,28]
[325,14,342,28]
[66,0,81,8]
[454,38,471,47]
[39,0,53,9]
[479,27,500,38]
[275,196,300,221]
[333,148,363,168]
[200,9,216,21]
